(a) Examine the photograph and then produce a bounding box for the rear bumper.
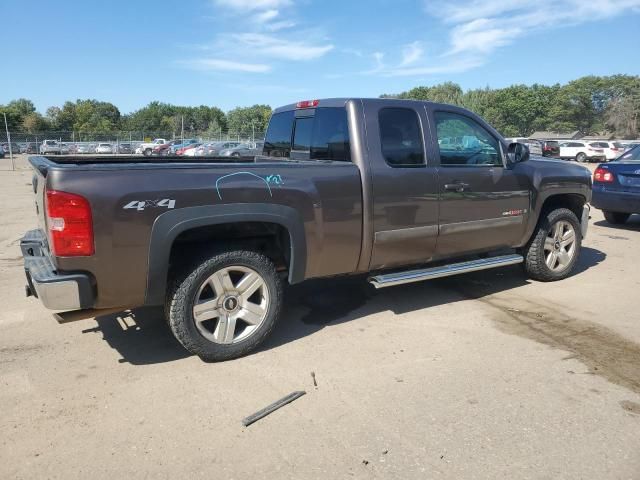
[21,229,94,311]
[592,188,640,214]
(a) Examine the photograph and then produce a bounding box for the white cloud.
[254,9,279,23]
[233,33,333,61]
[427,0,640,56]
[179,58,271,73]
[399,41,424,67]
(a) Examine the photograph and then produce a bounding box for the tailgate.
[29,157,49,232]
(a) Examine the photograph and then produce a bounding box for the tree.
[226,105,272,136]
[22,113,49,133]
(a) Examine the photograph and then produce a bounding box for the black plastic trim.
[145,203,307,306]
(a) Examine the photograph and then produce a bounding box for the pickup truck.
[137,138,168,156]
[21,98,592,361]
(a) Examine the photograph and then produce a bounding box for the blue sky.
[2,0,640,114]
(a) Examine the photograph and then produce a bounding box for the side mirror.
[507,142,530,163]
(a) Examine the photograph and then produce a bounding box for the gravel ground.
[1,155,639,479]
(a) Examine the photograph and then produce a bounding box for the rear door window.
[378,108,425,167]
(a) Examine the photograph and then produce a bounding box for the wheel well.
[540,193,585,222]
[168,221,291,278]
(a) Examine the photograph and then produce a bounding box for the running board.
[368,254,523,289]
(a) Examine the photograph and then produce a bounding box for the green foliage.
[226,105,272,135]
[390,75,640,137]
[2,75,639,139]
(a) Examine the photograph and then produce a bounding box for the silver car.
[198,141,242,156]
[219,141,265,157]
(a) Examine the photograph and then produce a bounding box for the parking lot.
[0,155,639,479]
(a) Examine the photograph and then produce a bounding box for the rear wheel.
[143,148,152,156]
[603,211,630,224]
[523,208,581,282]
[576,152,587,163]
[167,250,283,361]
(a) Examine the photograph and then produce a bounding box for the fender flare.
[144,203,307,305]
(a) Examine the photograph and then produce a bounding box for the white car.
[558,141,606,163]
[589,141,626,161]
[40,140,61,155]
[95,143,114,154]
[137,138,168,156]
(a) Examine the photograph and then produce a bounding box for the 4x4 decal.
[123,199,176,211]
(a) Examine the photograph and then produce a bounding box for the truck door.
[363,101,440,270]
[428,108,531,257]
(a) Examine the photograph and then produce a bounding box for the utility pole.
[3,113,14,171]
[181,116,184,143]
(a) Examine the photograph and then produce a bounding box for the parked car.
[26,143,39,154]
[40,140,61,155]
[198,141,242,156]
[22,98,592,361]
[2,142,21,154]
[60,143,71,155]
[75,144,94,154]
[117,143,133,154]
[137,138,168,156]
[219,141,265,157]
[169,139,199,155]
[558,141,606,162]
[180,143,205,156]
[152,140,182,156]
[18,143,28,153]
[95,143,114,154]
[588,141,626,161]
[536,140,560,157]
[0,147,4,158]
[592,145,640,224]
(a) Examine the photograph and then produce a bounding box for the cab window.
[435,112,501,166]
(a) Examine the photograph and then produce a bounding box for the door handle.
[444,182,470,192]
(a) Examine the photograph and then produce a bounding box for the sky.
[2,0,640,114]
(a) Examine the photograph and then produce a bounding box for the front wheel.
[167,250,283,361]
[603,211,630,224]
[522,208,582,282]
[576,152,587,163]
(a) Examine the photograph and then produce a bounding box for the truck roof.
[273,97,453,114]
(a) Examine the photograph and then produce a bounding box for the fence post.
[3,113,14,171]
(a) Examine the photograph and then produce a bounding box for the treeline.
[1,75,639,138]
[0,99,272,136]
[383,75,640,138]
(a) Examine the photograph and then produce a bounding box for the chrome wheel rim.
[544,220,577,272]
[192,266,269,344]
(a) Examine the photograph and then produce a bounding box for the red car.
[152,140,181,156]
[176,143,202,156]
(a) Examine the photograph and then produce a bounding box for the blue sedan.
[592,145,640,224]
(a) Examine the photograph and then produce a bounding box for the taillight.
[296,99,319,108]
[45,190,94,256]
[593,167,614,183]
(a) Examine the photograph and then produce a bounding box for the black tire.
[231,152,241,157]
[143,148,152,157]
[603,211,630,224]
[576,152,587,163]
[166,250,283,361]
[522,208,582,282]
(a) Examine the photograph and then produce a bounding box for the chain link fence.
[0,128,267,156]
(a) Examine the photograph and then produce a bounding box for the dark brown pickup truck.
[22,98,592,360]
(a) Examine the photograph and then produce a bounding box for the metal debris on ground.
[311,371,317,387]
[242,391,306,427]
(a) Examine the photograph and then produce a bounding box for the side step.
[368,254,523,289]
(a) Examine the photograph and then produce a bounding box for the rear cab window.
[378,108,425,167]
[263,107,351,161]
